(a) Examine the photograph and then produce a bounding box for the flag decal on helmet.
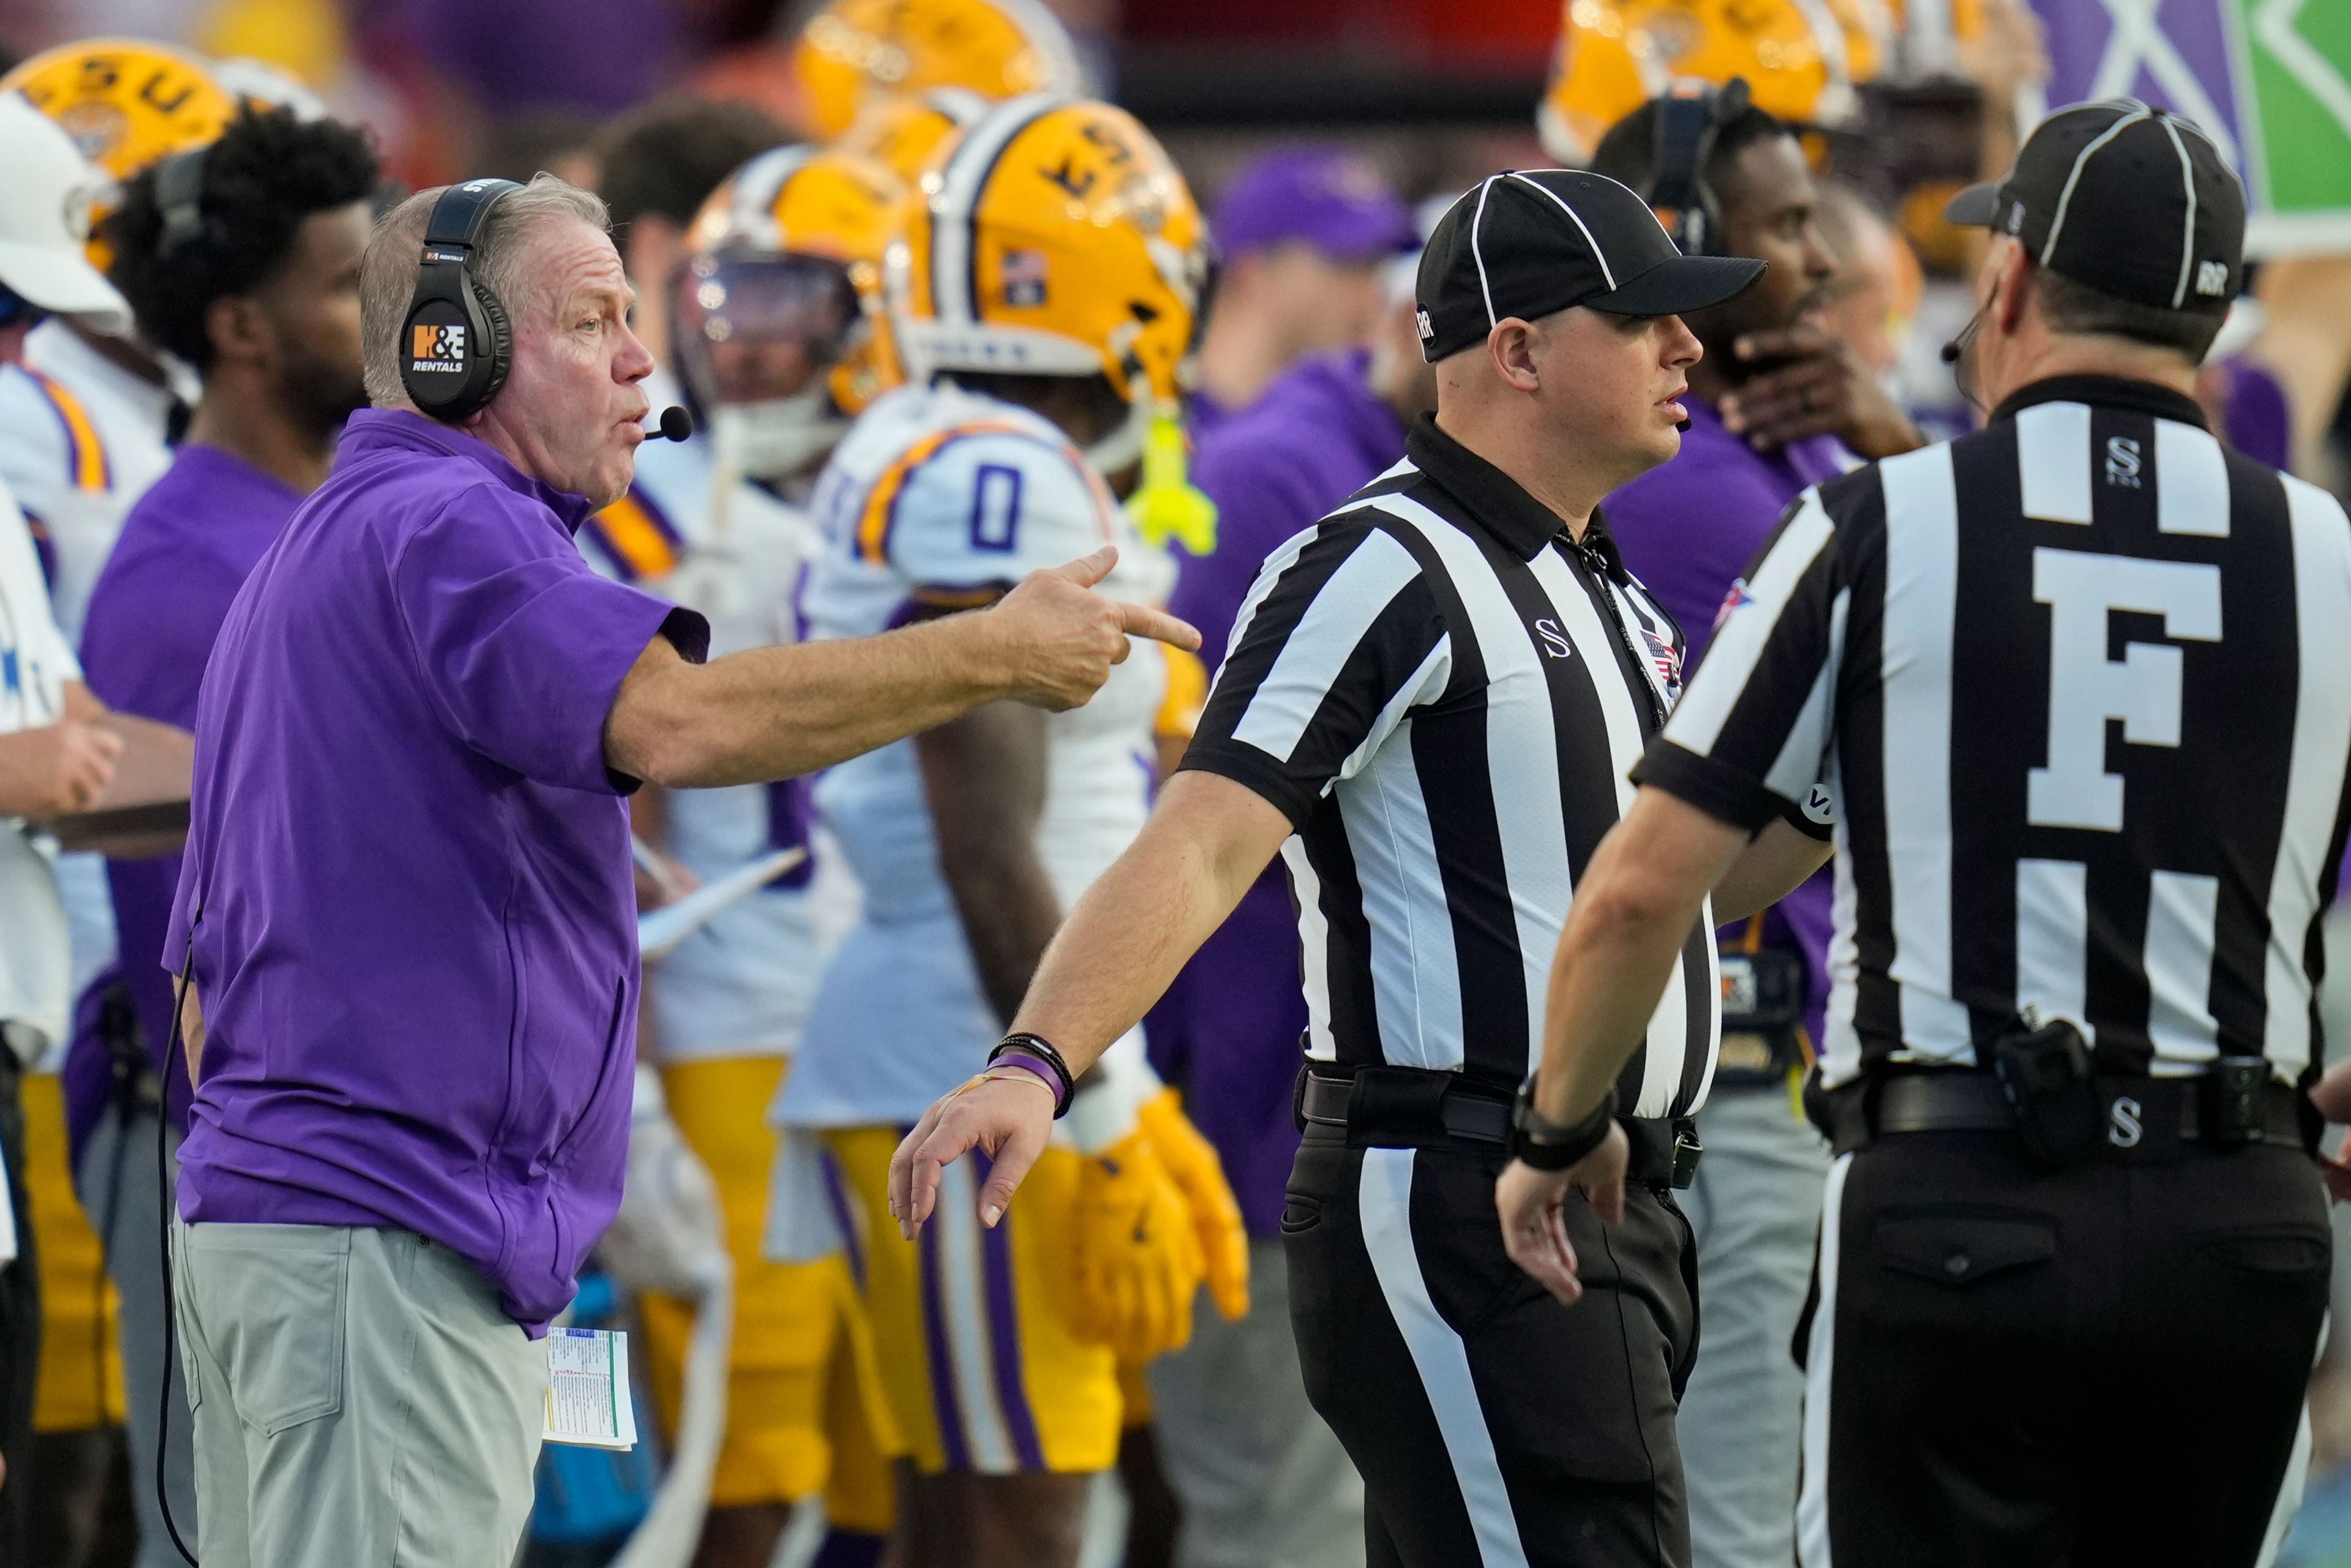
[1002,247,1048,307]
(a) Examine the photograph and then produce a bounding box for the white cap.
[0,94,132,334]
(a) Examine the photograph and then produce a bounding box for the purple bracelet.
[985,1049,1072,1116]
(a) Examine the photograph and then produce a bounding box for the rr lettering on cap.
[1415,308,1433,341]
[2195,260,2229,296]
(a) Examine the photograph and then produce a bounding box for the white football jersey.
[0,319,177,1043]
[0,474,76,1062]
[0,318,176,640]
[580,392,845,1062]
[778,380,1173,1127]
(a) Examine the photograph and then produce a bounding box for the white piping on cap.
[1469,175,1499,328]
[1584,170,1678,246]
[1504,171,1616,290]
[2159,115,2199,309]
[2040,102,2151,268]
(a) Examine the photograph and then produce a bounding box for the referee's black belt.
[1816,1069,2305,1158]
[1295,1064,1700,1189]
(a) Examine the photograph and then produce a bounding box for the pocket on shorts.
[2194,1226,2331,1283]
[194,1225,351,1436]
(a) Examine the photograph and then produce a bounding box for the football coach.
[159,174,1196,1567]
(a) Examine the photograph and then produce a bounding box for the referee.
[893,171,1836,1566]
[1509,102,2347,1566]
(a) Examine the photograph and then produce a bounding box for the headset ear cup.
[468,280,513,412]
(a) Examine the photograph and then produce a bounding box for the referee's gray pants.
[1674,1079,1828,1568]
[171,1218,547,1567]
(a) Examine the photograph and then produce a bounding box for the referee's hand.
[889,1073,1055,1237]
[1494,1123,1630,1306]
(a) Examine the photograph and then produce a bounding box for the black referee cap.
[1945,99,2244,315]
[1414,170,1763,363]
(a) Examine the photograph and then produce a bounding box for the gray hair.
[360,175,612,408]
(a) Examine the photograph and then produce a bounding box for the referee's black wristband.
[1512,1082,1618,1171]
[988,1033,1076,1119]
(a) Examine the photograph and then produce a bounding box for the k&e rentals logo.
[411,322,467,370]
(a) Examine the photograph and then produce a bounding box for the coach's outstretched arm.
[888,770,1294,1234]
[604,545,1198,788]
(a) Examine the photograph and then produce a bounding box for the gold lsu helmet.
[2,39,236,180]
[1537,0,1878,164]
[793,0,1082,143]
[833,85,990,182]
[891,94,1214,542]
[890,94,1205,415]
[677,145,909,478]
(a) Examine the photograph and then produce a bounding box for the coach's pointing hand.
[991,546,1201,711]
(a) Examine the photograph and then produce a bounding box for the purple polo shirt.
[1607,397,1847,1052]
[1157,350,1406,1234]
[167,410,707,1332]
[65,446,300,1164]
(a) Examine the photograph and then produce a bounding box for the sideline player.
[0,36,233,1538]
[0,91,133,1560]
[584,138,910,1568]
[778,95,1246,1568]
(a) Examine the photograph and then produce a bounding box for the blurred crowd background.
[5,0,2351,1564]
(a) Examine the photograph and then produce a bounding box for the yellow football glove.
[1071,1127,1205,1362]
[1136,1087,1250,1323]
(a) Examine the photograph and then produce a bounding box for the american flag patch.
[1639,626,1683,700]
[1712,578,1753,636]
[1000,249,1048,309]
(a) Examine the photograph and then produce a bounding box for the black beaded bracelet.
[988,1033,1076,1119]
[1512,1082,1618,1171]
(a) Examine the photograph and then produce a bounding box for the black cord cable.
[157,945,198,1566]
[91,1007,135,1444]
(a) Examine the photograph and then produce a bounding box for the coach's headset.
[399,178,523,422]
[1640,75,1753,260]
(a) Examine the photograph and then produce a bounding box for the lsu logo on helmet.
[2,39,236,179]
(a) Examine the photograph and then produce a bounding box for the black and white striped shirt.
[1638,373,2351,1090]
[1180,415,1726,1119]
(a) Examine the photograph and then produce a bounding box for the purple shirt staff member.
[1188,147,1418,437]
[162,174,1196,1568]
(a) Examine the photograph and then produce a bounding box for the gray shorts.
[171,1218,548,1568]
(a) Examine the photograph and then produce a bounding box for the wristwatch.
[1512,1082,1617,1171]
